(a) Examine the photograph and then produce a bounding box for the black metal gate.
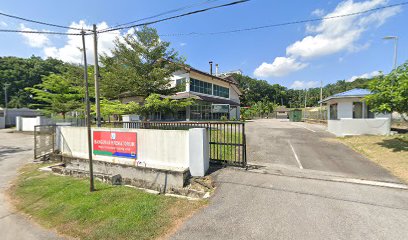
[208,122,246,166]
[113,121,247,167]
[34,125,55,159]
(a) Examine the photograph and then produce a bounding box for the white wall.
[122,114,140,121]
[229,84,241,103]
[337,101,353,118]
[328,118,391,137]
[57,127,209,175]
[16,116,52,131]
[1,108,42,126]
[171,70,189,91]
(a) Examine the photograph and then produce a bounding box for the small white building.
[320,89,391,137]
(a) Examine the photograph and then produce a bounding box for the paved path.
[172,119,408,239]
[172,168,408,240]
[0,130,63,240]
[246,119,399,182]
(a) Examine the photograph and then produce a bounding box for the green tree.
[0,56,74,108]
[130,94,193,120]
[25,73,83,119]
[365,62,408,120]
[100,26,184,99]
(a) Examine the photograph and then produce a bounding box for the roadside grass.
[210,129,244,164]
[8,164,205,240]
[337,134,408,183]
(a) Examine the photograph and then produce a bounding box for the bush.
[220,116,228,121]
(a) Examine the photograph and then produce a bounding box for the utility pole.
[383,36,399,85]
[93,24,101,127]
[3,83,10,125]
[81,30,95,192]
[304,89,308,108]
[320,80,323,119]
[304,89,308,119]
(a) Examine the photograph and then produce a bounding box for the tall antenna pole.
[93,24,101,127]
[82,30,95,192]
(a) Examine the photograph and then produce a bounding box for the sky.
[0,0,407,89]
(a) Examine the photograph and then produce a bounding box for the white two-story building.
[121,65,242,121]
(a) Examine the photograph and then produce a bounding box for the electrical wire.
[158,1,408,37]
[0,11,92,31]
[98,0,249,33]
[0,29,85,35]
[101,0,222,31]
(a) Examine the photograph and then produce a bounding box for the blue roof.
[320,88,372,103]
[332,88,372,97]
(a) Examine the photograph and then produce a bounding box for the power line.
[99,0,249,33]
[101,0,222,31]
[159,1,408,37]
[0,11,91,31]
[0,29,84,35]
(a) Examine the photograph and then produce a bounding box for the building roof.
[185,66,238,85]
[171,92,240,106]
[320,88,372,104]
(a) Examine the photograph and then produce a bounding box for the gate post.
[189,128,209,177]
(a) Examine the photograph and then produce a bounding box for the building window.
[190,102,229,120]
[190,78,212,95]
[213,84,229,98]
[190,102,212,120]
[366,104,375,118]
[353,102,363,119]
[175,78,186,91]
[364,102,375,118]
[329,104,338,120]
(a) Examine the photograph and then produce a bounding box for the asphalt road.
[172,119,408,240]
[172,168,408,240]
[246,119,399,182]
[0,130,63,240]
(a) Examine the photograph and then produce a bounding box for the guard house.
[121,65,242,121]
[320,89,391,137]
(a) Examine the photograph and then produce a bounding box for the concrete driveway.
[172,168,408,240]
[246,119,399,182]
[172,119,408,240]
[0,130,63,240]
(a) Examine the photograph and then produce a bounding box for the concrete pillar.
[186,106,191,121]
[0,117,5,129]
[16,116,22,131]
[188,128,209,177]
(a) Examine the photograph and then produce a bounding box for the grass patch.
[337,134,408,183]
[8,164,205,240]
[209,129,244,164]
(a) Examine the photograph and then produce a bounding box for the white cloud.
[290,80,319,90]
[19,24,51,48]
[288,0,401,59]
[43,20,125,64]
[346,70,381,82]
[254,57,307,77]
[253,0,402,78]
[312,8,325,17]
[179,42,187,47]
[0,21,7,27]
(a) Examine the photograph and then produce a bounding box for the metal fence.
[34,125,55,159]
[302,109,327,123]
[113,121,247,167]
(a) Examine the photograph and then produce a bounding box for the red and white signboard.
[93,131,137,159]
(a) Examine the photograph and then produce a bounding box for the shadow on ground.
[378,138,408,152]
[0,146,29,159]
